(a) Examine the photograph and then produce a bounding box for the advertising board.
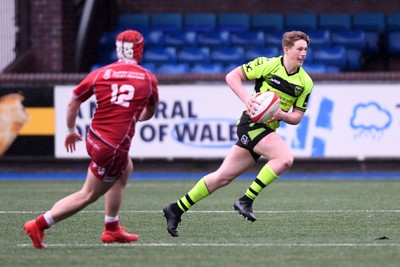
[55,84,400,159]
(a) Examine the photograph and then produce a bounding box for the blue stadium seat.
[331,30,366,50]
[362,32,381,54]
[98,31,118,50]
[353,12,385,32]
[225,63,238,73]
[117,13,149,32]
[230,31,265,47]
[151,13,183,32]
[110,50,118,62]
[305,47,314,62]
[191,63,224,74]
[302,63,327,74]
[307,30,331,48]
[313,46,347,70]
[285,12,318,31]
[245,47,279,61]
[346,49,363,71]
[218,13,250,32]
[177,47,211,64]
[157,63,190,74]
[90,64,106,72]
[325,65,341,73]
[387,32,400,55]
[264,32,283,49]
[386,12,400,32]
[142,47,177,64]
[184,13,217,32]
[141,63,157,73]
[353,12,385,54]
[319,13,352,31]
[143,30,164,47]
[197,31,230,47]
[251,13,284,32]
[211,47,245,65]
[164,31,197,47]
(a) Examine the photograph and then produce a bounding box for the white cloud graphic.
[351,102,391,130]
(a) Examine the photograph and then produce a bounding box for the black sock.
[171,202,184,215]
[239,195,253,202]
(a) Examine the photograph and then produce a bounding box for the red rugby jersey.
[72,61,159,151]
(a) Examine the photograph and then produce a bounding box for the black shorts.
[235,111,275,161]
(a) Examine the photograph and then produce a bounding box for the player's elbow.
[291,116,302,125]
[288,110,304,125]
[225,66,243,84]
[138,105,156,121]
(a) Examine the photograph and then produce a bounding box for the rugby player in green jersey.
[163,31,313,237]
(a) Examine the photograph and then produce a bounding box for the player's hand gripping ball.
[249,91,280,123]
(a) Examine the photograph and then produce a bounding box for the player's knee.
[281,154,294,170]
[119,160,133,186]
[119,169,132,187]
[81,190,102,205]
[118,175,129,187]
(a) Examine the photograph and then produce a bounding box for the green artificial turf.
[1,179,399,267]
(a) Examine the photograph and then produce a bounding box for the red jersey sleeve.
[72,71,101,102]
[147,72,159,106]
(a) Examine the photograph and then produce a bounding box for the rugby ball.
[249,91,280,123]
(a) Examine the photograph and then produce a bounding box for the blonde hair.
[282,31,310,49]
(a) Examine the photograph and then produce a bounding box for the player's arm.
[138,103,157,121]
[273,78,312,125]
[66,97,81,131]
[225,66,257,113]
[269,108,304,125]
[139,74,159,122]
[138,95,157,121]
[65,97,83,152]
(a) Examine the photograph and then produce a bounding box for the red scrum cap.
[116,30,144,62]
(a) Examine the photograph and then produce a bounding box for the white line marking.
[3,209,400,214]
[17,243,400,248]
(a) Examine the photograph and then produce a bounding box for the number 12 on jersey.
[110,84,135,108]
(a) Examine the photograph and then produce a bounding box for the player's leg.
[204,145,256,192]
[101,158,139,243]
[51,168,112,220]
[24,168,113,249]
[104,156,132,217]
[163,145,255,236]
[234,132,293,221]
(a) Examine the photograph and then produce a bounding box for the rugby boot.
[101,226,139,243]
[163,203,182,237]
[233,198,256,222]
[23,220,47,249]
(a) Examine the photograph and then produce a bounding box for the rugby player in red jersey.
[24,30,159,248]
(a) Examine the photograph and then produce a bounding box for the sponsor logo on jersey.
[270,77,281,85]
[103,69,112,80]
[245,63,252,72]
[241,135,249,145]
[294,86,303,96]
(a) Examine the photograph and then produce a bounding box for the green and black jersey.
[241,55,313,130]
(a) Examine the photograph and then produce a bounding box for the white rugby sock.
[104,215,119,223]
[44,211,55,226]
